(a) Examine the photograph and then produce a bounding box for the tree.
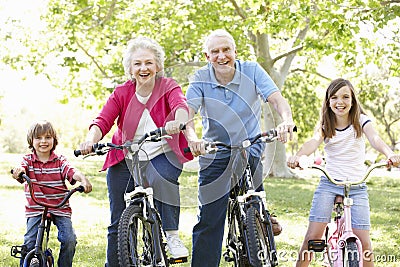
[2,0,399,176]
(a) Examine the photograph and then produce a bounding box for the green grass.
[1,154,399,266]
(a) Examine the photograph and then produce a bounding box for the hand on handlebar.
[79,141,96,156]
[165,120,185,135]
[78,176,92,194]
[388,154,400,167]
[275,121,296,143]
[287,155,319,169]
[287,155,301,169]
[187,139,207,157]
[11,167,26,183]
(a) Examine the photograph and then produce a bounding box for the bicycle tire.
[245,205,275,267]
[118,204,168,267]
[23,253,46,267]
[118,204,155,266]
[225,201,250,267]
[344,240,360,267]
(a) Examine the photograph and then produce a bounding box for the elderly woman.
[79,36,192,267]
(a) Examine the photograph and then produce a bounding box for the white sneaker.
[166,235,189,258]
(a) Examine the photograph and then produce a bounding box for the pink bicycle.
[300,158,390,267]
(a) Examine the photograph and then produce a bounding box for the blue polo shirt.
[186,60,279,158]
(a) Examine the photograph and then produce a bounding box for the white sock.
[165,230,179,238]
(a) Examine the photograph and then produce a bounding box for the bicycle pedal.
[10,245,27,258]
[308,239,326,252]
[223,251,235,262]
[169,256,188,264]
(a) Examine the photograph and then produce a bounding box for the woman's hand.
[165,120,183,135]
[79,141,96,155]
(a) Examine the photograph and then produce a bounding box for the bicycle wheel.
[24,254,47,267]
[344,240,360,267]
[225,201,250,267]
[118,204,155,266]
[245,205,277,267]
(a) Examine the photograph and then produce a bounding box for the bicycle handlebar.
[183,126,297,154]
[10,170,84,208]
[298,156,390,186]
[74,124,185,157]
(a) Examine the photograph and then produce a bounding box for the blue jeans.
[105,152,183,267]
[309,176,370,230]
[191,154,263,267]
[21,215,77,267]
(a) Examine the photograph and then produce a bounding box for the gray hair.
[123,36,165,79]
[203,29,236,53]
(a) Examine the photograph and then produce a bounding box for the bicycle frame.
[307,161,388,267]
[76,126,184,266]
[10,172,84,267]
[204,128,288,267]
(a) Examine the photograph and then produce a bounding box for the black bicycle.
[75,127,187,266]
[10,171,84,267]
[186,127,296,267]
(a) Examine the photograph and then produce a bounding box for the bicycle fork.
[125,187,168,266]
[309,196,363,267]
[23,209,54,267]
[330,198,363,267]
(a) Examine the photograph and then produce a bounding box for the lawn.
[1,153,399,266]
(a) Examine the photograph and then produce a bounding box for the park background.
[1,0,399,266]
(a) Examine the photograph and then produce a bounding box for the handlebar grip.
[74,149,82,157]
[74,144,98,157]
[76,185,85,193]
[10,169,26,184]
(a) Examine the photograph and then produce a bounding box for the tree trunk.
[262,103,296,178]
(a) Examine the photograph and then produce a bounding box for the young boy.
[11,120,92,267]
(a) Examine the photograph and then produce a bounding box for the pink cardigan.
[90,78,193,171]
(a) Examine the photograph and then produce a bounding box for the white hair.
[122,36,165,79]
[203,29,236,53]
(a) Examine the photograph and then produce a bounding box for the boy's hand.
[80,177,92,193]
[73,171,92,193]
[11,167,25,180]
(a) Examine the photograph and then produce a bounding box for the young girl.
[11,120,92,267]
[287,78,400,267]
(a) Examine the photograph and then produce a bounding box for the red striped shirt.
[20,152,77,218]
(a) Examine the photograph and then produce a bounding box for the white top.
[324,114,371,181]
[134,92,172,161]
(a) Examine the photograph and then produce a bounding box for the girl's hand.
[287,155,300,169]
[388,154,400,167]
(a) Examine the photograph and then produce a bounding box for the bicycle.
[299,156,391,267]
[74,126,187,266]
[185,126,295,267]
[10,171,84,267]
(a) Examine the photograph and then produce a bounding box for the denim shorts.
[309,176,371,230]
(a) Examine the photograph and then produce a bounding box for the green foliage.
[2,0,399,150]
[283,74,321,142]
